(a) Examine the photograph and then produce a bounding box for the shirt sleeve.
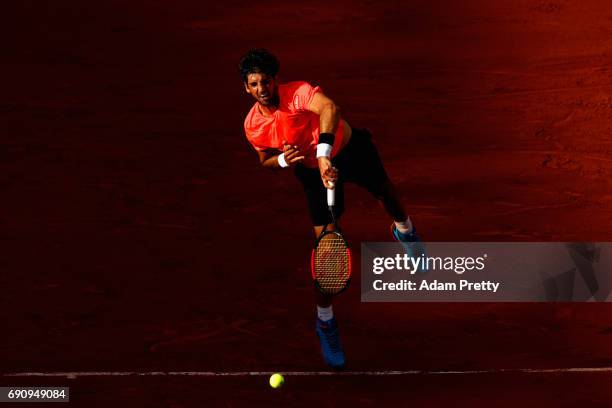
[289,81,321,113]
[243,107,269,152]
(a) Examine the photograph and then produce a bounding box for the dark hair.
[238,48,280,82]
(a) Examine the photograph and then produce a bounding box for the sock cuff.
[317,305,334,322]
[394,217,413,234]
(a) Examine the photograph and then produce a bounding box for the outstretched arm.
[308,92,340,134]
[308,92,340,188]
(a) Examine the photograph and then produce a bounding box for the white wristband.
[277,152,289,168]
[316,143,333,158]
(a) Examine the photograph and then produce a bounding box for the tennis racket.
[311,182,352,295]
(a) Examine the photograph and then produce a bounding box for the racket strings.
[314,234,350,293]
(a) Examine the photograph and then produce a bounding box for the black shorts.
[294,128,390,226]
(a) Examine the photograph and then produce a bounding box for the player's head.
[239,48,280,106]
[239,48,280,82]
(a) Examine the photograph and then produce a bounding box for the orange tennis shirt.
[244,81,345,168]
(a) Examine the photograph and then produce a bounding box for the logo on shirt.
[292,95,302,111]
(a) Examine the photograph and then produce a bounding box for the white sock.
[317,305,334,322]
[394,217,413,234]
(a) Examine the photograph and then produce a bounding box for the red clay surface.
[2,0,612,406]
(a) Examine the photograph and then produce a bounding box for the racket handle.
[327,181,335,207]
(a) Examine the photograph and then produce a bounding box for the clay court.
[3,0,612,406]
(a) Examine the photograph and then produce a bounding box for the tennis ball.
[269,373,285,389]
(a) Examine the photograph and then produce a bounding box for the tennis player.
[239,49,423,370]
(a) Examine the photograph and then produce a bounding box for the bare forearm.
[319,103,340,134]
[258,144,305,169]
[261,153,282,169]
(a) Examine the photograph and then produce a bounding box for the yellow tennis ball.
[269,373,285,389]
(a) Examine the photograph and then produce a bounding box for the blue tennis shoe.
[316,317,345,370]
[392,224,428,272]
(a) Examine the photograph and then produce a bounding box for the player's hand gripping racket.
[311,181,352,295]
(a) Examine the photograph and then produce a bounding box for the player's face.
[244,73,278,106]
